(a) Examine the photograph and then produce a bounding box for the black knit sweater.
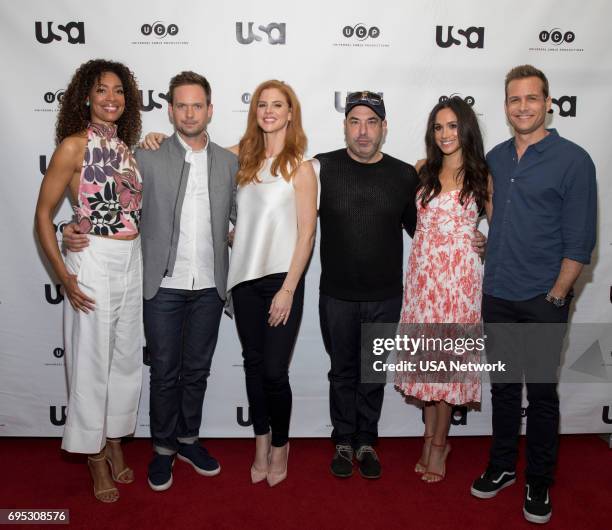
[315,149,418,301]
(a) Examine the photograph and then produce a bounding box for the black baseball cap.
[345,91,386,120]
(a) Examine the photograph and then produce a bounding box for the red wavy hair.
[236,80,307,186]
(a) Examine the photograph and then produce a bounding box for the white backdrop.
[1,0,610,439]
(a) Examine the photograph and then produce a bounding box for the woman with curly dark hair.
[395,96,492,484]
[35,59,143,503]
[55,59,142,148]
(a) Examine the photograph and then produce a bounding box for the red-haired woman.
[140,80,317,486]
[35,59,143,502]
[227,80,317,486]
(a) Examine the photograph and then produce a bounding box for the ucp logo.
[539,28,575,45]
[342,24,380,40]
[43,90,65,104]
[141,22,179,39]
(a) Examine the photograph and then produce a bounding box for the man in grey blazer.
[64,71,238,492]
[139,71,238,492]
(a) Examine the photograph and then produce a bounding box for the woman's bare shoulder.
[55,132,87,159]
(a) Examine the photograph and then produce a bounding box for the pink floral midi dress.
[395,189,482,405]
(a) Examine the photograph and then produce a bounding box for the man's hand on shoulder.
[139,132,168,151]
[62,223,89,252]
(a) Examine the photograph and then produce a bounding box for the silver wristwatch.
[545,292,566,307]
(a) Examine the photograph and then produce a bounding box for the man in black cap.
[315,92,419,479]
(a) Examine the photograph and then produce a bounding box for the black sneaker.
[470,468,516,498]
[330,444,354,478]
[523,483,552,524]
[148,453,174,492]
[355,445,381,479]
[177,442,221,476]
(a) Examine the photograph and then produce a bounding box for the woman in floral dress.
[396,96,491,483]
[35,59,143,503]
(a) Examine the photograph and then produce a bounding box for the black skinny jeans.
[233,273,304,447]
[483,293,569,487]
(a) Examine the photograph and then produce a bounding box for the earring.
[85,100,90,107]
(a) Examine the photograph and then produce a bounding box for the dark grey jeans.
[319,293,402,448]
[144,287,223,454]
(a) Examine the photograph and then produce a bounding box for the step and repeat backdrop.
[1,0,611,438]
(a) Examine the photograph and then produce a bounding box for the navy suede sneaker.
[148,453,174,492]
[177,442,221,476]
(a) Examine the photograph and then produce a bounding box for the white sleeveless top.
[227,158,298,291]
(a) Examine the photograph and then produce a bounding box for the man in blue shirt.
[470,65,596,525]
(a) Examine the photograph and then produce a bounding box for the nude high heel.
[251,432,272,484]
[267,443,289,487]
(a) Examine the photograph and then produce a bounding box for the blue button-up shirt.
[483,129,596,301]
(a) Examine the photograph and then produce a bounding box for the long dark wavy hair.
[55,59,141,147]
[419,96,488,210]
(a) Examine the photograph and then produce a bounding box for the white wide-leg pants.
[62,235,143,454]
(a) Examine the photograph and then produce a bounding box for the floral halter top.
[74,122,142,236]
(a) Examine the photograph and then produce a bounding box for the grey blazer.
[135,133,238,301]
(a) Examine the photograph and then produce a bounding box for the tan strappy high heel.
[87,454,119,503]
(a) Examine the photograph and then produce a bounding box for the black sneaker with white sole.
[470,468,516,498]
[523,483,552,524]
